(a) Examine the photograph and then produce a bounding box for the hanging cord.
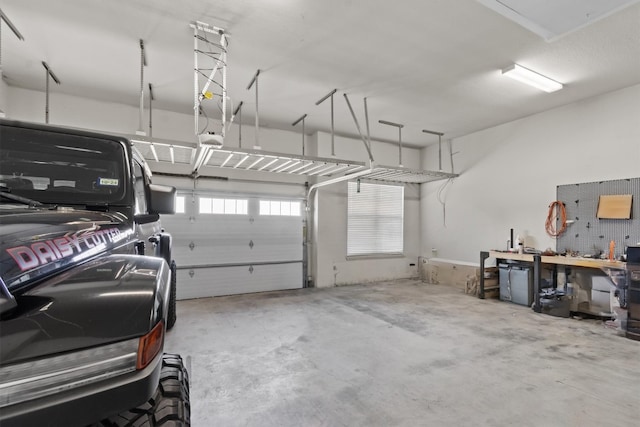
[545,201,567,237]
[437,178,454,227]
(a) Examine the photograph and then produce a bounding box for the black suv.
[0,119,190,426]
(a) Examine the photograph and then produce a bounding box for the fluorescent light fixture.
[501,64,563,93]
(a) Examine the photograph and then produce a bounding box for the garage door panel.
[172,247,301,266]
[176,263,303,299]
[162,193,304,299]
[245,241,302,261]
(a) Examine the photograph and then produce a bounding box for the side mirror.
[148,184,176,215]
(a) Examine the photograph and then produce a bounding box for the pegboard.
[556,177,640,257]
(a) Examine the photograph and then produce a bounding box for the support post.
[315,89,337,156]
[42,62,60,124]
[479,251,490,299]
[364,97,372,159]
[233,101,244,148]
[379,120,404,167]
[343,94,374,162]
[422,129,445,171]
[533,254,542,312]
[292,114,308,156]
[193,24,198,135]
[138,40,146,134]
[247,69,261,149]
[148,83,159,161]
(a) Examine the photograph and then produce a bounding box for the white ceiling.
[1,0,639,147]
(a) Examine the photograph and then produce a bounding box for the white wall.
[5,86,422,287]
[0,76,9,117]
[421,83,640,265]
[311,132,422,288]
[313,182,421,287]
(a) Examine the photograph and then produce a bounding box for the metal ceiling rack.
[128,38,458,185]
[131,138,458,184]
[363,164,456,184]
[203,147,458,183]
[205,147,367,178]
[131,137,195,166]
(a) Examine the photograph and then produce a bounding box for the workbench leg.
[533,254,542,312]
[479,251,490,299]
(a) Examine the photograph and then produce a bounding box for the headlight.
[0,338,138,408]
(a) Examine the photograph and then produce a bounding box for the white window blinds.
[347,181,404,256]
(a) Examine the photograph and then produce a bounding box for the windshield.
[0,125,128,205]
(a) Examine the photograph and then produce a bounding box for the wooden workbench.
[479,250,626,312]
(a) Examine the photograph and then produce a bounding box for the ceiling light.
[502,64,563,93]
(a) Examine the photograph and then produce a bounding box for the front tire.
[101,353,190,426]
[167,261,177,330]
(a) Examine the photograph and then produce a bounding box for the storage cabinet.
[499,263,533,306]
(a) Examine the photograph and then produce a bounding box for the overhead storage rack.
[128,22,458,186]
[131,139,458,184]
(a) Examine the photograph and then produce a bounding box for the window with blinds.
[347,181,404,256]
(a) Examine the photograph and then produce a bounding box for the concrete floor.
[165,279,640,426]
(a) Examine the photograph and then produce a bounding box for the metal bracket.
[316,89,337,156]
[292,114,308,156]
[422,129,445,171]
[246,69,261,149]
[343,94,374,162]
[379,120,404,167]
[42,61,60,124]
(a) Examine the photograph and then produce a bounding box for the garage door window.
[347,181,403,256]
[175,196,186,214]
[260,200,301,216]
[199,197,248,215]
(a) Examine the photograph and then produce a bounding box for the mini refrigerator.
[499,263,534,306]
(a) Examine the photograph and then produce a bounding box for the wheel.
[100,353,190,426]
[158,234,172,266]
[167,261,177,330]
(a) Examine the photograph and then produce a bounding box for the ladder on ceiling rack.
[191,21,229,174]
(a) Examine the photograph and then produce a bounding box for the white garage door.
[160,193,305,299]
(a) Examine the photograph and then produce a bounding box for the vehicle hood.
[0,255,169,365]
[0,207,133,290]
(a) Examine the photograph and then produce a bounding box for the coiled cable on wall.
[546,201,567,237]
